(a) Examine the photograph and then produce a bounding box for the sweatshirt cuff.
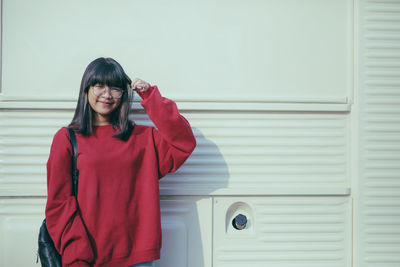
[137,84,156,100]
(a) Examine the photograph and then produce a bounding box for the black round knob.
[232,214,247,230]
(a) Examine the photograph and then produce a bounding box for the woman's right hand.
[131,78,150,94]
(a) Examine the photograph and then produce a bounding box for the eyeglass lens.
[93,85,123,98]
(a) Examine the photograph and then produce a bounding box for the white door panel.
[157,197,212,267]
[0,199,45,267]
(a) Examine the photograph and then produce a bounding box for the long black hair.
[69,57,134,140]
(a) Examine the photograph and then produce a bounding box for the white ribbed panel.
[359,0,400,266]
[213,197,351,267]
[0,109,349,196]
[162,112,349,195]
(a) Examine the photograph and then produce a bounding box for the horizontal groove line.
[217,246,342,252]
[364,232,400,236]
[367,0,400,3]
[364,27,400,33]
[258,210,345,215]
[259,220,344,224]
[364,138,400,142]
[365,36,400,41]
[365,74,400,78]
[253,202,347,206]
[0,132,347,137]
[1,122,347,128]
[365,185,400,189]
[365,211,400,216]
[0,153,348,159]
[258,237,345,243]
[217,258,344,262]
[364,204,400,209]
[1,170,347,176]
[365,7,400,14]
[196,143,346,147]
[366,100,400,105]
[365,156,400,160]
[259,230,344,234]
[365,147,400,151]
[364,111,400,115]
[0,135,346,139]
[363,220,400,225]
[364,249,400,254]
[0,141,347,147]
[364,193,400,197]
[365,18,400,23]
[365,43,400,48]
[365,81,400,86]
[217,253,344,260]
[365,172,400,176]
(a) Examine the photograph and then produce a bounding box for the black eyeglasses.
[92,84,123,99]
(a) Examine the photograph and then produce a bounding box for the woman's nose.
[102,86,113,98]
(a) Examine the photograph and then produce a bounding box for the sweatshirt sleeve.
[138,85,197,179]
[45,128,94,267]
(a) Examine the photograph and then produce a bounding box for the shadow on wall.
[156,128,229,267]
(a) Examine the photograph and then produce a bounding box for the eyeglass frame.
[90,84,124,99]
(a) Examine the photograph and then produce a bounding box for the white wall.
[0,0,399,267]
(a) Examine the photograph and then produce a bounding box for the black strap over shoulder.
[37,127,79,266]
[64,127,79,198]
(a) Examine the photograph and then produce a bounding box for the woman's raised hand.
[131,78,150,93]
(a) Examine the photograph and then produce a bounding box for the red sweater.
[45,85,196,266]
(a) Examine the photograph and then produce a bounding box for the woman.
[45,57,197,267]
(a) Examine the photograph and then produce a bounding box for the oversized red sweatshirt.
[45,85,196,266]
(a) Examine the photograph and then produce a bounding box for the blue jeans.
[128,261,155,267]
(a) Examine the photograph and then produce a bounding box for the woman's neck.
[94,114,111,126]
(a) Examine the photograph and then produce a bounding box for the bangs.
[87,64,130,90]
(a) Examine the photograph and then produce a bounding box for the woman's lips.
[98,101,113,106]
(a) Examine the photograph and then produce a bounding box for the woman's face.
[87,84,122,124]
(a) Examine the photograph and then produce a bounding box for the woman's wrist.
[137,84,155,99]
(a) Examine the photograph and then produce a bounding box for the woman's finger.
[131,79,141,90]
[132,79,149,92]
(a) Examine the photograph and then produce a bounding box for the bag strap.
[64,127,79,198]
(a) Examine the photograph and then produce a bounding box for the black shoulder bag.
[37,127,79,267]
